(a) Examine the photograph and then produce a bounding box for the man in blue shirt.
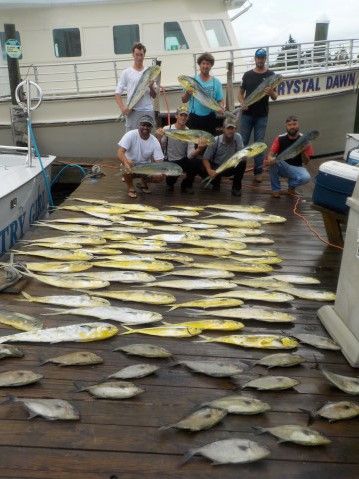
[181,52,224,135]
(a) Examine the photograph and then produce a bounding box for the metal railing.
[0,38,358,99]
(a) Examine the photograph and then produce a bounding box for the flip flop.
[128,189,137,199]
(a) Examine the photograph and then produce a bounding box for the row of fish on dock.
[0,197,358,466]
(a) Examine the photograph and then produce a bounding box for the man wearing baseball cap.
[156,104,206,193]
[118,115,164,198]
[203,115,246,196]
[238,47,278,183]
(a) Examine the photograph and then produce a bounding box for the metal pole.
[25,79,33,166]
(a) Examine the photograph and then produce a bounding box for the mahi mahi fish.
[197,334,298,349]
[85,289,176,305]
[21,270,109,290]
[178,74,223,113]
[131,161,183,176]
[194,307,295,322]
[274,130,320,163]
[19,291,110,308]
[164,128,215,145]
[121,65,161,117]
[241,73,283,109]
[0,309,43,331]
[0,323,118,343]
[121,325,202,338]
[168,297,243,311]
[165,319,244,332]
[146,278,238,290]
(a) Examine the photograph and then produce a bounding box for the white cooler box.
[312,161,359,214]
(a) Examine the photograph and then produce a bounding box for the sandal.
[128,189,137,199]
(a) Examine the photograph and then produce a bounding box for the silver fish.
[242,376,299,391]
[321,368,359,395]
[183,438,270,465]
[202,395,270,415]
[108,363,159,380]
[177,360,247,378]
[256,424,330,446]
[0,344,24,360]
[76,380,144,399]
[295,333,340,350]
[0,370,43,387]
[307,401,359,422]
[8,397,80,420]
[255,353,305,368]
[20,291,110,308]
[41,351,103,366]
[114,343,172,358]
[161,407,226,432]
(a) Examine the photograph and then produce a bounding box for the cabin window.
[53,28,81,57]
[0,31,22,60]
[113,24,140,54]
[203,20,230,48]
[164,22,189,51]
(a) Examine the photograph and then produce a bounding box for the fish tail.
[252,426,266,435]
[186,309,205,317]
[167,305,178,311]
[201,176,212,187]
[20,291,33,302]
[299,408,316,426]
[73,381,87,392]
[181,449,196,466]
[120,325,135,335]
[39,356,49,366]
[193,334,212,343]
[158,423,174,432]
[0,395,16,405]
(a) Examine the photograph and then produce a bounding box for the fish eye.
[238,445,248,451]
[244,400,251,405]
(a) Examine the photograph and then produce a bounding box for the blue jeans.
[269,160,311,192]
[239,114,268,175]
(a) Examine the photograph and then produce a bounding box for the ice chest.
[312,161,359,214]
[347,148,359,166]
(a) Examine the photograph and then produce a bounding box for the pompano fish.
[199,218,261,228]
[255,353,305,368]
[147,279,238,291]
[0,345,24,360]
[13,249,93,261]
[92,259,173,272]
[255,424,330,446]
[19,291,109,308]
[164,128,215,146]
[208,204,265,213]
[194,307,295,322]
[124,65,161,114]
[21,270,109,290]
[131,162,183,177]
[76,380,144,399]
[0,322,118,344]
[231,256,282,264]
[25,261,93,274]
[165,319,244,331]
[203,142,267,186]
[0,309,43,331]
[241,73,283,109]
[86,289,176,305]
[178,359,246,377]
[191,261,273,273]
[108,363,159,380]
[183,438,270,464]
[242,376,299,391]
[197,334,298,349]
[161,268,234,279]
[274,130,320,163]
[161,406,226,431]
[305,401,359,422]
[145,233,200,243]
[41,351,103,366]
[44,217,113,226]
[47,305,163,325]
[171,247,231,257]
[114,343,172,358]
[266,274,320,285]
[36,222,101,233]
[121,325,202,338]
[321,368,359,395]
[23,235,106,245]
[232,249,277,257]
[214,211,286,224]
[202,395,271,415]
[123,212,182,223]
[168,297,243,311]
[0,370,43,387]
[214,290,294,303]
[178,74,223,113]
[8,397,80,420]
[295,334,340,350]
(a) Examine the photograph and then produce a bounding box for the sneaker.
[231,188,242,197]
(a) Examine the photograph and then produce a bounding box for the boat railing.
[0,38,358,99]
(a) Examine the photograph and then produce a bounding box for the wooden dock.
[0,160,358,479]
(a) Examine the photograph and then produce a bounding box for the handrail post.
[73,63,79,94]
[33,65,39,83]
[325,40,330,68]
[349,39,354,67]
[297,43,301,72]
[113,60,118,84]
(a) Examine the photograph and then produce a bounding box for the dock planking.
[0,159,358,479]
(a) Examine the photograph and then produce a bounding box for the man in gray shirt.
[203,116,246,196]
[156,105,206,193]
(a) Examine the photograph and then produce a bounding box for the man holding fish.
[115,42,157,131]
[266,115,313,197]
[117,115,164,198]
[238,48,279,183]
[156,105,207,193]
[181,52,224,135]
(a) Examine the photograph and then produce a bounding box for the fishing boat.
[0,0,358,158]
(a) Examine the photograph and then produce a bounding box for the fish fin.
[39,356,50,366]
[277,439,289,444]
[167,305,178,312]
[180,449,196,466]
[201,176,213,188]
[20,291,32,302]
[252,426,266,435]
[158,424,174,432]
[120,326,135,335]
[193,334,211,343]
[299,408,316,426]
[27,411,39,420]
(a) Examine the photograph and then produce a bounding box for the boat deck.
[0,159,358,479]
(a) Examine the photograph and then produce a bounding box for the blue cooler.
[347,148,359,166]
[312,161,359,214]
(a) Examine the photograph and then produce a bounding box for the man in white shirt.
[115,42,157,132]
[156,105,206,193]
[118,115,164,198]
